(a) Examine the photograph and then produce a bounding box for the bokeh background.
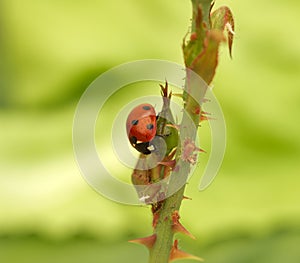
[1,0,300,262]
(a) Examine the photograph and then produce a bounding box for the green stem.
[148,1,215,262]
[148,190,184,263]
[148,97,201,263]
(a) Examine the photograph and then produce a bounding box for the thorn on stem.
[172,211,196,239]
[129,234,157,250]
[183,195,192,200]
[169,239,203,262]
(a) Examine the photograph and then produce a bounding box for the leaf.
[210,6,235,57]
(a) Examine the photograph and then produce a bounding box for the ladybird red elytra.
[126,103,157,155]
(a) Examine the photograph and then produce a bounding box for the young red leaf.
[210,6,235,57]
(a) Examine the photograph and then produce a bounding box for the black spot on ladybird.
[131,119,139,125]
[142,105,151,110]
[146,123,154,130]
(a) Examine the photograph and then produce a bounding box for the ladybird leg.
[156,133,171,139]
[130,136,137,145]
[164,132,172,137]
[135,142,152,155]
[156,112,162,120]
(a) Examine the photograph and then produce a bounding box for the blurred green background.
[1,0,300,262]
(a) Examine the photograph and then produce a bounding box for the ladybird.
[126,103,157,155]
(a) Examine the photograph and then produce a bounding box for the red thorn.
[169,240,203,262]
[172,224,195,239]
[200,115,208,121]
[200,115,215,122]
[201,111,211,115]
[129,234,157,250]
[198,148,206,153]
[172,211,196,239]
[160,81,171,99]
[158,148,177,177]
[183,195,192,200]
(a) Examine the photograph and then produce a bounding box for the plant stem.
[148,89,202,263]
[147,0,234,261]
[148,191,184,263]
